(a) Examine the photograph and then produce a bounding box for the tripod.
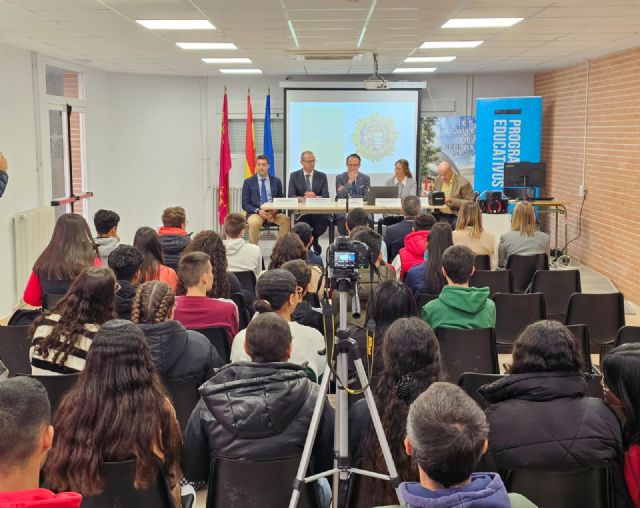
[289,280,404,508]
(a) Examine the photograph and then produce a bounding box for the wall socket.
[578,184,586,198]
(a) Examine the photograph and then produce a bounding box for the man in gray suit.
[335,153,370,235]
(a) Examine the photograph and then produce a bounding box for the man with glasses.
[288,150,330,255]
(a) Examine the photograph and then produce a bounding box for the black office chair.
[586,373,605,399]
[474,255,491,271]
[457,372,504,410]
[565,324,593,373]
[42,292,65,310]
[234,270,257,296]
[506,253,549,293]
[230,292,252,331]
[21,373,79,416]
[206,455,319,508]
[531,269,582,321]
[615,325,640,347]
[0,325,31,376]
[494,293,546,353]
[435,328,499,383]
[191,327,231,363]
[162,379,200,435]
[504,468,612,508]
[415,292,439,310]
[470,270,514,296]
[565,292,625,356]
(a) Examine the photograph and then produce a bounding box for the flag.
[218,89,231,225]
[263,91,275,176]
[244,91,256,179]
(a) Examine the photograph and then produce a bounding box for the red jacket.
[399,230,430,279]
[0,489,82,507]
[626,444,640,507]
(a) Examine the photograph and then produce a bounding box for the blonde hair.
[511,201,538,236]
[455,202,484,239]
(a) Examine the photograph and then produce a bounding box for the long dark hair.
[359,318,444,506]
[44,320,182,498]
[269,233,307,269]
[130,281,175,324]
[133,227,165,284]
[602,343,640,446]
[423,222,453,295]
[179,230,230,298]
[31,267,116,366]
[33,213,98,280]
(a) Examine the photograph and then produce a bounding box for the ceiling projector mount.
[363,53,390,89]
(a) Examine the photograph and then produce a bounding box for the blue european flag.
[264,93,275,177]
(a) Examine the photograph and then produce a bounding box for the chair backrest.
[415,292,439,310]
[230,292,252,331]
[0,325,31,376]
[470,270,514,296]
[21,373,80,416]
[505,468,612,508]
[42,293,65,310]
[435,328,499,383]
[531,269,581,320]
[81,459,174,508]
[191,327,231,363]
[457,372,504,410]
[586,373,604,399]
[565,324,592,373]
[506,253,549,293]
[207,455,319,508]
[474,254,491,271]
[162,378,200,434]
[616,325,640,347]
[234,270,257,296]
[494,293,546,352]
[565,293,625,351]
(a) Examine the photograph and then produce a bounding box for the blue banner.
[474,97,542,192]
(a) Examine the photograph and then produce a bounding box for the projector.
[363,78,390,90]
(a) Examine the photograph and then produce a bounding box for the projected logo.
[351,113,399,162]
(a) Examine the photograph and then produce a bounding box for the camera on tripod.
[326,236,369,290]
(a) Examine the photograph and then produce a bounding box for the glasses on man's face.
[303,159,316,164]
[295,286,304,297]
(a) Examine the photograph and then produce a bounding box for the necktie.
[351,180,357,195]
[260,179,268,204]
[305,173,311,192]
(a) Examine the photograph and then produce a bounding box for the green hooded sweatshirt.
[421,285,496,330]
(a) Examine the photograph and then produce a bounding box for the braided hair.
[253,269,297,314]
[130,281,175,324]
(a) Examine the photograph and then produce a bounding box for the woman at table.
[385,159,417,198]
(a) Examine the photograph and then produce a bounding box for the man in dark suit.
[335,153,370,235]
[242,154,291,245]
[384,195,423,261]
[288,150,330,254]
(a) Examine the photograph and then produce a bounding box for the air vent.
[287,50,366,62]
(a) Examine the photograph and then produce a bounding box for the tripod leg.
[289,363,333,508]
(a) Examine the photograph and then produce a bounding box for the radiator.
[12,207,55,297]
[212,187,243,233]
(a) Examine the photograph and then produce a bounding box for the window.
[46,65,84,99]
[228,118,284,156]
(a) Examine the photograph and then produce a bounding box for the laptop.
[367,186,399,205]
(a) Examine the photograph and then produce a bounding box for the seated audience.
[293,221,324,267]
[346,207,387,262]
[131,280,223,385]
[222,212,262,277]
[397,213,436,279]
[107,244,142,320]
[23,213,101,307]
[422,245,495,330]
[350,317,444,507]
[30,267,116,375]
[230,269,325,378]
[0,377,82,507]
[179,229,242,298]
[43,320,183,507]
[93,209,120,267]
[158,206,191,269]
[405,222,453,296]
[281,259,324,333]
[396,383,535,508]
[453,201,497,269]
[269,232,324,297]
[133,226,178,290]
[183,313,333,506]
[384,195,422,261]
[480,321,627,505]
[498,200,550,267]
[602,343,640,507]
[173,251,239,339]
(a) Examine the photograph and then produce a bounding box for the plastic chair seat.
[494,293,546,353]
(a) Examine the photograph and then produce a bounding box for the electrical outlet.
[578,184,586,198]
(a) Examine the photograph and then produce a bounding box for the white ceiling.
[0,0,639,76]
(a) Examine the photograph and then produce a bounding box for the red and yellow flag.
[218,89,231,225]
[244,90,256,179]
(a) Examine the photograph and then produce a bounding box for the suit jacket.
[242,174,285,216]
[335,171,370,200]
[384,218,415,261]
[384,176,417,198]
[434,172,475,214]
[288,169,330,198]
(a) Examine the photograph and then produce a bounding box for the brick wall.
[63,72,85,217]
[534,46,640,305]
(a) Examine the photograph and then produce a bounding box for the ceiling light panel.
[136,20,215,30]
[177,42,237,50]
[420,41,484,48]
[404,56,456,62]
[219,68,263,74]
[442,18,524,28]
[202,58,252,63]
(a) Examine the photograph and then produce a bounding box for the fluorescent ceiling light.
[442,18,523,28]
[202,58,252,64]
[177,42,236,50]
[219,68,263,74]
[137,20,215,30]
[421,41,483,48]
[392,67,437,73]
[405,56,456,62]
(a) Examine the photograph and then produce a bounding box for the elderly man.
[432,161,475,227]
